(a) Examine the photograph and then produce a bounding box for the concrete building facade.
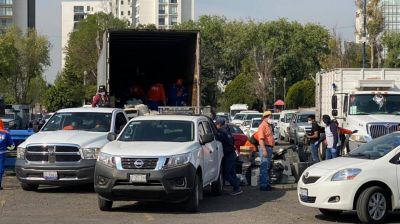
[0,0,35,33]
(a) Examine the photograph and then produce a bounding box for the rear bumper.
[94,163,197,203]
[15,159,96,186]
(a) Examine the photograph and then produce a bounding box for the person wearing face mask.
[257,111,275,191]
[322,115,339,159]
[306,115,320,162]
[92,85,110,107]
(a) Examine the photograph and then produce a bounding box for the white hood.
[21,131,109,148]
[312,157,372,171]
[101,141,200,157]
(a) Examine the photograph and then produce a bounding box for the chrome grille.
[121,158,158,170]
[26,145,81,162]
[368,123,398,139]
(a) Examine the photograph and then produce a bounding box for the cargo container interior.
[108,30,198,108]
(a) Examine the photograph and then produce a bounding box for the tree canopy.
[285,80,315,109]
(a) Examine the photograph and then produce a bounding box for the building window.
[86,6,90,11]
[128,21,131,26]
[159,16,165,25]
[169,5,177,14]
[170,0,177,3]
[121,11,124,16]
[74,14,84,22]
[74,6,84,13]
[159,0,166,3]
[121,0,124,5]
[0,7,12,16]
[159,5,165,14]
[170,16,177,25]
[128,0,131,4]
[0,0,13,5]
[128,10,131,16]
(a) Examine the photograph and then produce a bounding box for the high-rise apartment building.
[110,0,132,26]
[0,0,35,33]
[0,0,13,32]
[133,0,194,29]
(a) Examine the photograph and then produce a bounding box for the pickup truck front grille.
[26,145,81,163]
[368,123,398,139]
[121,158,158,170]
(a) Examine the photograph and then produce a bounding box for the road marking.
[144,213,155,221]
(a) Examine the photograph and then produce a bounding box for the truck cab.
[15,107,128,190]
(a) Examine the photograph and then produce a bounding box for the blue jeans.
[311,142,320,162]
[326,148,337,160]
[258,146,273,188]
[222,152,240,191]
[0,153,5,184]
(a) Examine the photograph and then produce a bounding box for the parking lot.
[1,174,400,224]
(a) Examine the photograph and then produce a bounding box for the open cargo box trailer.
[97,29,201,112]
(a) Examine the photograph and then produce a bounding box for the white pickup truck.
[94,115,224,212]
[15,107,128,190]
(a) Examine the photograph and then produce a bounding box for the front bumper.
[297,176,358,210]
[15,159,96,186]
[94,162,197,203]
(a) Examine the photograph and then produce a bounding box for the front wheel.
[356,186,389,224]
[185,174,202,213]
[319,208,343,217]
[211,168,223,196]
[98,197,113,211]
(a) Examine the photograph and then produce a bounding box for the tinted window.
[233,113,245,120]
[244,114,262,120]
[115,112,127,134]
[119,120,194,142]
[202,121,213,134]
[348,133,400,160]
[42,112,112,132]
[251,119,262,128]
[297,114,312,123]
[228,125,244,134]
[273,114,280,120]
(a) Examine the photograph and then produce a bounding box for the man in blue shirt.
[0,119,15,190]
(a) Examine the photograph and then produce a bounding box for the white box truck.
[316,68,400,150]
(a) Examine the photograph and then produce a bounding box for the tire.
[356,186,389,224]
[211,168,223,196]
[319,208,343,217]
[98,197,113,211]
[20,182,39,191]
[185,174,201,213]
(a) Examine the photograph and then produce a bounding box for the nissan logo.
[134,160,144,168]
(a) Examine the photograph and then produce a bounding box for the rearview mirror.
[107,132,117,141]
[332,95,338,110]
[200,133,214,145]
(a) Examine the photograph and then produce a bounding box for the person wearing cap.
[215,118,243,196]
[0,119,14,190]
[257,111,275,191]
[92,85,110,107]
[168,78,189,106]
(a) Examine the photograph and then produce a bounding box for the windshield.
[4,114,14,119]
[244,114,262,120]
[285,113,294,122]
[230,109,244,117]
[44,114,52,119]
[349,94,400,115]
[272,114,280,120]
[119,120,194,142]
[42,112,112,132]
[251,119,262,128]
[297,114,312,123]
[348,133,400,160]
[228,124,244,134]
[233,113,245,120]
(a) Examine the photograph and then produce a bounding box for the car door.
[198,122,212,184]
[201,120,219,183]
[114,112,128,134]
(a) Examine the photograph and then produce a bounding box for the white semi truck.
[316,68,400,151]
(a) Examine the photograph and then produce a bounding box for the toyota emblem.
[134,160,144,168]
[304,172,309,178]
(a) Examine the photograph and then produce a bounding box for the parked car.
[289,111,315,144]
[227,123,248,153]
[215,112,231,123]
[94,115,224,212]
[231,111,261,126]
[277,110,297,141]
[246,118,262,138]
[298,132,400,223]
[15,107,128,191]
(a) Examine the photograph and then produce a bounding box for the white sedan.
[298,132,400,223]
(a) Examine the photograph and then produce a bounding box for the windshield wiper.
[347,153,371,159]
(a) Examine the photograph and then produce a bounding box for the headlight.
[97,152,116,167]
[17,147,25,159]
[349,134,372,143]
[165,153,191,168]
[82,148,101,159]
[331,168,362,181]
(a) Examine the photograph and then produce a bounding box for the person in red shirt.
[92,85,110,107]
[147,82,166,111]
[257,111,275,191]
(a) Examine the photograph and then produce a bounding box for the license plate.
[300,188,308,198]
[129,174,147,183]
[43,171,58,180]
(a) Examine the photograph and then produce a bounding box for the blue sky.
[196,0,357,41]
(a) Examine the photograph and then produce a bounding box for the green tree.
[285,80,315,109]
[0,26,50,104]
[366,0,384,67]
[223,73,258,110]
[382,32,400,68]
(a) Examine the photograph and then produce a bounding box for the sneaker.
[230,189,243,196]
[259,186,273,191]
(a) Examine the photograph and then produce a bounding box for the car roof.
[57,107,120,113]
[296,111,315,115]
[251,118,262,121]
[131,115,204,122]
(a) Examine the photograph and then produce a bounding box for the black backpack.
[249,133,259,146]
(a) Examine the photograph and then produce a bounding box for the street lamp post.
[283,77,287,110]
[362,0,367,68]
[83,70,87,105]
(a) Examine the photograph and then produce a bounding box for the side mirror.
[332,109,338,117]
[200,133,214,145]
[332,95,338,110]
[107,132,117,141]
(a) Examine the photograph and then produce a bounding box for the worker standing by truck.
[147,82,166,111]
[168,78,189,106]
[258,111,275,191]
[322,115,339,159]
[0,119,14,190]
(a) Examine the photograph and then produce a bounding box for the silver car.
[288,112,315,144]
